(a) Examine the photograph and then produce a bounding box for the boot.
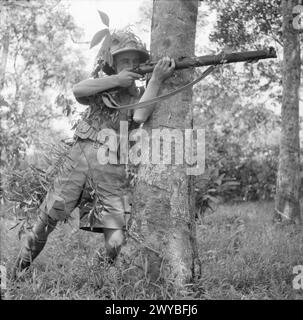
[92,247,114,268]
[13,212,57,278]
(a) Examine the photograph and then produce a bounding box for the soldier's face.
[114,51,141,73]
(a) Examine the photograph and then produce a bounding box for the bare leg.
[103,228,124,263]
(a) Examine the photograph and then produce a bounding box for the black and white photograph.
[0,0,303,303]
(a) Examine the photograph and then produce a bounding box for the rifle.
[93,47,277,110]
[92,47,276,78]
[131,47,277,75]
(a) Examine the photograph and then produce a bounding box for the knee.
[106,233,124,251]
[43,192,71,221]
[105,230,124,256]
[32,212,57,240]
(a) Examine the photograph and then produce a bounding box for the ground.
[0,201,303,300]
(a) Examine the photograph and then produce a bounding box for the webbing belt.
[101,65,217,111]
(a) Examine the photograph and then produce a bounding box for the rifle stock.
[131,47,277,75]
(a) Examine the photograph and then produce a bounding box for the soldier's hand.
[151,56,175,83]
[117,69,142,87]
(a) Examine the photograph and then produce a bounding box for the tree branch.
[68,30,90,45]
[261,7,283,47]
[3,0,43,9]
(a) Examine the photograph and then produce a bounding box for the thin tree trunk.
[0,7,9,91]
[274,0,301,224]
[124,0,201,287]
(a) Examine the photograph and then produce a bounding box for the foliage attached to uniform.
[2,141,72,236]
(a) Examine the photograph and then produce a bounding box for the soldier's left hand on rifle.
[149,56,175,83]
[133,56,175,123]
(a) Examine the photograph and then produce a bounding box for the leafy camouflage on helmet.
[90,11,149,76]
[110,30,149,57]
[102,30,150,75]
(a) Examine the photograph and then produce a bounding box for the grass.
[196,201,303,299]
[1,201,303,300]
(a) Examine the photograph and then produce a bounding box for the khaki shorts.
[39,140,129,232]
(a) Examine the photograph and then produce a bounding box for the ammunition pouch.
[74,120,99,141]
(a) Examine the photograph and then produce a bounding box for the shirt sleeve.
[73,75,120,103]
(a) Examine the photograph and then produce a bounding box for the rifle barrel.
[132,47,277,75]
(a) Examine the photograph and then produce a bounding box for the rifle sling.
[101,65,217,111]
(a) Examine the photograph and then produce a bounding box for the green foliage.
[2,141,72,233]
[198,0,303,203]
[192,1,284,201]
[90,29,110,50]
[207,0,282,49]
[195,166,239,216]
[0,0,87,169]
[194,60,281,201]
[90,10,113,67]
[98,10,110,27]
[233,154,278,201]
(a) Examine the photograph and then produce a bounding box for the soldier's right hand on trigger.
[116,70,142,88]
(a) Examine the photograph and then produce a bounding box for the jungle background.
[0,0,303,300]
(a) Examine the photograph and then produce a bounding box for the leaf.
[205,195,219,203]
[17,220,26,240]
[90,28,110,49]
[103,50,110,66]
[101,33,112,52]
[214,173,225,186]
[223,181,240,186]
[213,168,219,177]
[108,50,113,66]
[98,10,110,27]
[9,221,21,231]
[0,95,9,107]
[101,95,116,108]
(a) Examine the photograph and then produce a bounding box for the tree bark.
[123,0,201,287]
[274,0,301,224]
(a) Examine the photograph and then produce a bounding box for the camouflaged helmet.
[102,30,150,75]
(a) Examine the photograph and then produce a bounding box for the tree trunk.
[274,0,301,224]
[124,0,201,288]
[0,7,9,91]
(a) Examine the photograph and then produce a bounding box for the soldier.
[13,30,175,276]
